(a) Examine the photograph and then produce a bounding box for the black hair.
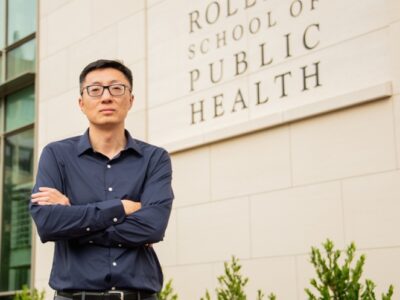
[79,59,133,89]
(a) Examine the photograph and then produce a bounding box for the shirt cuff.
[95,199,125,227]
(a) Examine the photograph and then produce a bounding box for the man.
[30,59,173,300]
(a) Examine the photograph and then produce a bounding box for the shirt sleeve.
[29,145,126,243]
[77,149,174,248]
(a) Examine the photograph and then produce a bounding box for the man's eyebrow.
[86,81,102,86]
[109,80,125,84]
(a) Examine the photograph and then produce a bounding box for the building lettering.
[187,0,323,125]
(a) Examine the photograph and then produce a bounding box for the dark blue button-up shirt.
[29,130,173,293]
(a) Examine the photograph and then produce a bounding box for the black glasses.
[81,84,131,97]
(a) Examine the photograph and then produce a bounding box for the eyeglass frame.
[80,83,132,97]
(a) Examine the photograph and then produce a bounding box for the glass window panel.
[7,0,36,45]
[6,39,35,80]
[0,0,5,48]
[0,94,3,132]
[0,54,3,83]
[0,129,33,291]
[5,85,35,131]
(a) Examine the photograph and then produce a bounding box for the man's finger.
[39,187,56,192]
[31,194,49,199]
[37,201,54,205]
[31,192,49,198]
[31,197,50,202]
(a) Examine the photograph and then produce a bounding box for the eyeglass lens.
[87,84,126,96]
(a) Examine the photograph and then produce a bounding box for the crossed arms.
[31,187,142,216]
[29,145,174,248]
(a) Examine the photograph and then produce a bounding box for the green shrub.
[13,286,45,300]
[158,279,178,300]
[158,240,395,300]
[305,239,394,300]
[200,256,275,300]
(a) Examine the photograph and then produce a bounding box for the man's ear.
[129,94,135,108]
[79,97,85,113]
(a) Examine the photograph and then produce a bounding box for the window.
[1,129,34,292]
[0,0,4,84]
[0,0,4,49]
[6,39,36,80]
[7,0,36,45]
[5,86,35,132]
[0,0,36,297]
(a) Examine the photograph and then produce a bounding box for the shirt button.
[113,217,118,223]
[107,164,111,169]
[86,227,91,232]
[118,244,122,248]
[111,287,116,291]
[108,187,113,192]
[112,262,117,266]
[89,240,93,244]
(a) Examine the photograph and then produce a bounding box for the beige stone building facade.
[31,0,400,299]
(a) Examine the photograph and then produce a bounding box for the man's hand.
[120,201,150,246]
[31,187,71,206]
[121,200,141,215]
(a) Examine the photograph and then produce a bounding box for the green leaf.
[305,239,394,300]
[13,286,45,300]
[158,279,179,300]
[201,256,272,300]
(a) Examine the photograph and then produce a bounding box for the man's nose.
[100,87,113,101]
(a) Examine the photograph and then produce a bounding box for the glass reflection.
[6,85,35,132]
[7,0,36,45]
[0,0,5,48]
[6,39,35,80]
[0,129,33,291]
[0,54,3,84]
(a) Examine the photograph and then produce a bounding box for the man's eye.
[89,86,102,92]
[111,85,123,92]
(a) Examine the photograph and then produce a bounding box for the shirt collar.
[124,130,143,156]
[77,129,143,156]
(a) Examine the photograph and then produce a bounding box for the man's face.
[79,68,134,128]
